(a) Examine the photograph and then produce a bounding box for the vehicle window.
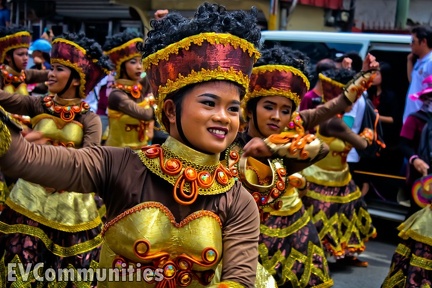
[262,40,363,65]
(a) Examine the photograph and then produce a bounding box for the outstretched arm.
[0,90,40,116]
[108,89,154,121]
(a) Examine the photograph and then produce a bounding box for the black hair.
[315,58,336,74]
[54,32,113,72]
[367,61,393,97]
[247,46,312,115]
[335,51,363,73]
[140,2,261,57]
[322,68,356,85]
[412,25,432,48]
[103,28,144,52]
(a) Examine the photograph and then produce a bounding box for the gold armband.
[0,107,13,157]
[263,133,322,161]
[213,281,244,288]
[288,172,306,190]
[343,69,378,103]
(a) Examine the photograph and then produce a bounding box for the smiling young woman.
[0,32,112,287]
[0,3,275,287]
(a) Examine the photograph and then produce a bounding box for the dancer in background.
[301,68,377,268]
[223,46,378,287]
[0,32,111,287]
[103,29,155,149]
[0,3,270,286]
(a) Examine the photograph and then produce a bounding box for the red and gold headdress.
[105,37,143,78]
[319,73,345,89]
[242,65,310,117]
[143,32,260,129]
[0,31,31,63]
[51,38,109,98]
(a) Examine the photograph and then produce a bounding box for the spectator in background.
[300,58,336,112]
[0,0,10,28]
[40,27,54,43]
[403,25,432,123]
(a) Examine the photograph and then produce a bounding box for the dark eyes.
[264,105,290,114]
[200,100,239,112]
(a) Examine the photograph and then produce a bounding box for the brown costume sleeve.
[0,90,41,116]
[299,94,352,131]
[81,112,102,147]
[24,69,49,83]
[320,117,368,150]
[108,89,154,121]
[0,124,128,193]
[219,184,259,287]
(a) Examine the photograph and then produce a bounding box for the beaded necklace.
[0,64,26,85]
[43,95,90,122]
[114,82,142,99]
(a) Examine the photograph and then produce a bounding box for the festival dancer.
[0,32,111,287]
[103,29,155,149]
[0,3,273,287]
[222,46,378,287]
[301,68,377,268]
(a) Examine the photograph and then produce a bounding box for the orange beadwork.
[1,64,25,84]
[43,95,90,122]
[143,145,233,205]
[125,120,151,142]
[115,82,142,99]
[228,150,240,177]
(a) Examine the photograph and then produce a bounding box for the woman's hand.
[413,158,430,177]
[242,137,272,158]
[24,131,50,145]
[361,53,379,71]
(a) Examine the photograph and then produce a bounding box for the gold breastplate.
[1,65,28,95]
[99,202,222,287]
[314,132,351,171]
[106,100,152,149]
[31,114,84,148]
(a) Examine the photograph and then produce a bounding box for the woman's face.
[123,57,143,81]
[8,48,29,71]
[167,81,241,154]
[47,63,79,98]
[248,96,293,138]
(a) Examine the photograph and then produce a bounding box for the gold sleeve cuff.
[264,133,322,161]
[0,112,12,158]
[343,69,378,103]
[211,281,245,288]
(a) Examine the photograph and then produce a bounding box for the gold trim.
[260,211,310,238]
[305,189,361,204]
[142,32,260,68]
[410,253,432,270]
[318,73,344,88]
[0,221,103,257]
[105,38,143,77]
[51,58,87,98]
[245,88,302,109]
[268,200,303,216]
[259,241,333,288]
[0,31,31,63]
[0,109,11,157]
[5,198,102,232]
[155,66,250,130]
[252,64,310,90]
[52,38,87,54]
[216,281,245,287]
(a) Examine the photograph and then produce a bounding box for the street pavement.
[330,217,400,288]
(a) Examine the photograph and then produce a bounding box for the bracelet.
[409,155,419,165]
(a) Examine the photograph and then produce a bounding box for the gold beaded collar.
[43,95,90,122]
[138,137,235,205]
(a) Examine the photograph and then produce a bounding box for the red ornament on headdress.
[142,32,260,130]
[244,65,310,112]
[51,38,108,98]
[0,31,31,63]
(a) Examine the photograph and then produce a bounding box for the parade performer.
[0,32,111,287]
[222,46,378,287]
[301,68,377,267]
[381,77,432,287]
[0,3,272,287]
[104,29,155,149]
[0,26,48,211]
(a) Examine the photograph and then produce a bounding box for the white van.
[260,31,412,222]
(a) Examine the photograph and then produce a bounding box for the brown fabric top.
[0,92,101,147]
[0,132,260,287]
[108,89,154,121]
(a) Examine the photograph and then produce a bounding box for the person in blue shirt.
[0,0,10,28]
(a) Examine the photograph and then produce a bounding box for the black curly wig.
[103,28,143,52]
[140,2,261,57]
[246,46,312,120]
[321,68,356,85]
[54,32,113,73]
